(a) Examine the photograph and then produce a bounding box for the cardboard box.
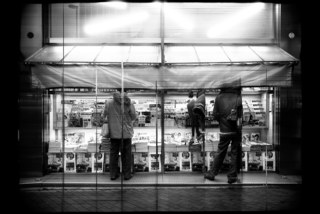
[64,152,76,173]
[92,152,104,173]
[179,151,192,171]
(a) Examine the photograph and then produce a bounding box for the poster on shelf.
[241,151,248,172]
[206,151,215,170]
[104,153,110,172]
[164,152,180,171]
[92,152,104,173]
[242,133,250,143]
[149,153,161,172]
[134,152,149,172]
[64,132,85,146]
[48,153,63,172]
[248,151,263,171]
[82,115,92,128]
[76,152,92,173]
[179,151,192,171]
[250,133,260,142]
[191,152,205,172]
[64,152,76,173]
[262,151,276,171]
[207,132,219,142]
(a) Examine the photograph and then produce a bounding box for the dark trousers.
[191,114,201,137]
[110,138,132,178]
[210,132,241,179]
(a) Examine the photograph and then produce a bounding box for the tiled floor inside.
[20,171,302,187]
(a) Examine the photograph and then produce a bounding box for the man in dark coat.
[204,85,243,184]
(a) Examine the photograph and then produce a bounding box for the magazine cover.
[64,132,86,146]
[64,152,76,173]
[241,151,248,171]
[179,151,192,171]
[134,152,149,172]
[262,151,276,171]
[205,152,215,170]
[104,153,110,172]
[242,133,250,143]
[149,153,161,172]
[250,133,260,142]
[47,153,63,173]
[92,152,104,173]
[207,132,219,142]
[76,152,92,173]
[248,151,263,171]
[191,152,204,172]
[164,152,180,171]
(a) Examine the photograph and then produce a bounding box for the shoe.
[227,178,238,184]
[110,174,119,180]
[204,172,215,181]
[124,175,133,180]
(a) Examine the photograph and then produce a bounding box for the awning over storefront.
[25,45,298,89]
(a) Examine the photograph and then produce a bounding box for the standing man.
[193,89,206,141]
[103,89,137,180]
[187,90,200,145]
[204,85,243,184]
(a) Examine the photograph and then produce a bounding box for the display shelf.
[49,87,274,173]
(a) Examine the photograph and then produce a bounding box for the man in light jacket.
[103,89,137,180]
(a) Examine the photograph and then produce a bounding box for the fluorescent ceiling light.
[99,1,127,10]
[84,11,150,35]
[207,3,265,38]
[164,3,194,32]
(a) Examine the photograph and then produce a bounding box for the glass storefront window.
[18,1,301,212]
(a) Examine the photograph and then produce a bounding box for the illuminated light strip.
[98,1,127,10]
[164,3,194,32]
[207,3,265,38]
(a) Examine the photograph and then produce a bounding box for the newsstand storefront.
[19,1,301,191]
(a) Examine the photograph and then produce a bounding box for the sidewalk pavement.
[18,185,303,212]
[15,172,304,212]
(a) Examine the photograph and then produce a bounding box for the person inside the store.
[186,90,200,145]
[204,84,243,184]
[103,88,137,180]
[193,89,206,142]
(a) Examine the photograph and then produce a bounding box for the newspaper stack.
[135,142,148,152]
[99,137,111,152]
[87,143,100,153]
[74,144,88,153]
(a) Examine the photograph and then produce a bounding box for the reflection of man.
[204,85,243,184]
